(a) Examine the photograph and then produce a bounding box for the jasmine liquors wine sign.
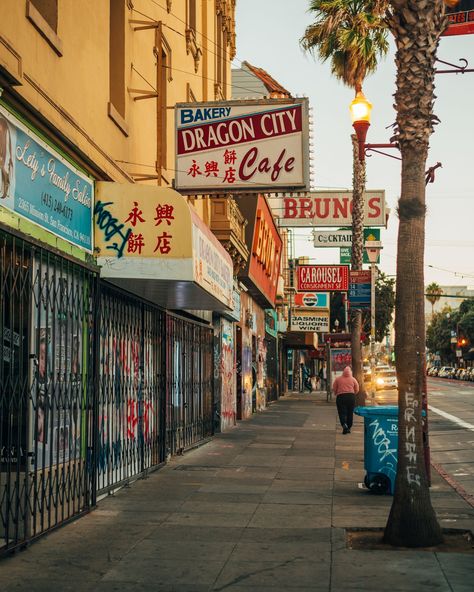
[175,99,310,192]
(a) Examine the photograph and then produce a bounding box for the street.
[374,377,474,504]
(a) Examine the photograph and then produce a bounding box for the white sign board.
[175,99,310,192]
[290,311,330,332]
[313,230,354,247]
[268,190,386,227]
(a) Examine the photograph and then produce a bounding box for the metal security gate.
[97,285,213,492]
[97,283,166,494]
[166,313,213,455]
[0,229,96,555]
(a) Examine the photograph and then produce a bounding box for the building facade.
[0,0,238,554]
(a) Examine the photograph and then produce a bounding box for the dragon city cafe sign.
[267,190,386,227]
[296,265,349,292]
[94,183,233,311]
[175,99,310,192]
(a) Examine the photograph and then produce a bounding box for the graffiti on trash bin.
[369,418,397,465]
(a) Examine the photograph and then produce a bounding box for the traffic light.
[457,327,469,348]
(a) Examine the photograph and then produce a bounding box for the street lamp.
[350,90,372,162]
[348,88,372,406]
[365,240,383,400]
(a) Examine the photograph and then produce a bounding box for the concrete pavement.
[1,391,473,591]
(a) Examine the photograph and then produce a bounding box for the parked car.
[438,366,455,379]
[464,368,474,381]
[375,368,398,390]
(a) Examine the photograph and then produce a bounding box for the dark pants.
[336,393,355,428]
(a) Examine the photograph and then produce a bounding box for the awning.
[283,332,318,350]
[94,183,233,311]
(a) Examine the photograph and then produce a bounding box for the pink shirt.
[332,367,359,396]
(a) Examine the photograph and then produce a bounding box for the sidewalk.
[2,392,473,591]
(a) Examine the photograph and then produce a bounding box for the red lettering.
[258,157,271,174]
[284,198,297,218]
[368,197,381,219]
[285,157,295,172]
[300,198,312,219]
[314,198,331,219]
[333,198,350,219]
[271,149,285,181]
[239,147,258,180]
[238,147,295,183]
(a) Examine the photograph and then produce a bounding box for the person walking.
[332,366,359,434]
[318,362,327,390]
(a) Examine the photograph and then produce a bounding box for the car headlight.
[376,377,384,385]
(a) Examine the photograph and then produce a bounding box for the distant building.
[431,286,474,313]
[232,60,292,99]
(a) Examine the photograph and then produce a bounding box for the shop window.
[26,0,62,56]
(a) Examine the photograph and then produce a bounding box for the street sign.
[314,227,380,248]
[296,265,349,291]
[340,230,381,264]
[349,270,371,309]
[290,310,330,332]
[443,1,474,37]
[293,292,329,308]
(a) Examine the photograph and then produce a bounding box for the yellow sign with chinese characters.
[94,183,192,258]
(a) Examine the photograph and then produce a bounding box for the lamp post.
[350,90,372,162]
[365,240,383,401]
[348,89,372,405]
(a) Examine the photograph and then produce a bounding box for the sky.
[233,0,474,289]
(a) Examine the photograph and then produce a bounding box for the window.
[155,25,172,178]
[187,0,196,31]
[108,0,128,134]
[215,6,227,98]
[30,0,57,31]
[26,0,62,56]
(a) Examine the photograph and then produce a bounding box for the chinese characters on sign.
[94,200,176,258]
[175,99,310,191]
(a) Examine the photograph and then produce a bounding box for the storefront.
[93,183,234,482]
[237,195,282,415]
[0,102,96,553]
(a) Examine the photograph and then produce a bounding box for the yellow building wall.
[0,0,235,191]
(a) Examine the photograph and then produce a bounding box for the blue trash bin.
[354,405,399,495]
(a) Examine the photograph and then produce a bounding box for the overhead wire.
[131,5,271,97]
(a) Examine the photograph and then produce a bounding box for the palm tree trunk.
[384,146,441,546]
[384,0,445,547]
[351,134,366,405]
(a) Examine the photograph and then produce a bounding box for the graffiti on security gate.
[98,324,156,479]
